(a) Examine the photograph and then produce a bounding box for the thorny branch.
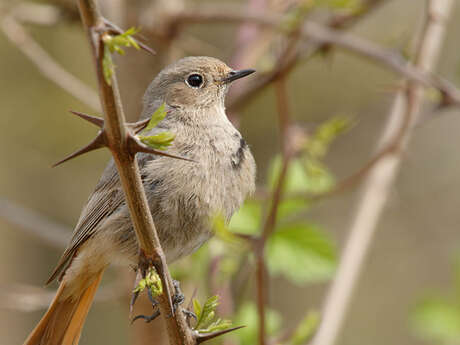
[75,1,195,344]
[311,1,455,345]
[144,2,460,109]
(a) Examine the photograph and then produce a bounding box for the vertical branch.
[76,1,194,344]
[311,1,455,345]
[255,76,293,345]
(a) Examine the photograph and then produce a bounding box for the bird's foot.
[172,280,185,312]
[172,280,197,321]
[131,286,161,324]
[132,310,161,324]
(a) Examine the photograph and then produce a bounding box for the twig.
[0,14,100,110]
[76,1,194,344]
[311,1,455,345]
[157,3,460,109]
[254,77,294,345]
[0,198,70,249]
[229,0,385,111]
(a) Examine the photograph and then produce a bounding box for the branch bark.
[159,3,460,109]
[76,1,194,344]
[311,1,455,345]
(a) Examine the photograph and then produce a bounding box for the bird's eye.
[186,74,204,88]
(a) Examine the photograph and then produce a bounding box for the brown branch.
[156,3,460,110]
[254,77,295,345]
[0,14,100,110]
[76,1,194,344]
[311,1,455,345]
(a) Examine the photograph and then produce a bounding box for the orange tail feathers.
[23,271,104,345]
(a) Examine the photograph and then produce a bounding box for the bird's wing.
[46,153,157,284]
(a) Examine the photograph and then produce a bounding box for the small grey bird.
[24,56,256,345]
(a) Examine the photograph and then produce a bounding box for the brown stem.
[254,76,293,345]
[159,3,460,109]
[76,1,194,344]
[255,254,266,345]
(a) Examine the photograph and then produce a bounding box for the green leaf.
[277,198,310,219]
[102,27,141,85]
[268,156,334,195]
[228,200,261,235]
[411,298,460,343]
[104,27,141,54]
[195,295,219,330]
[193,295,233,334]
[139,132,175,150]
[305,117,351,159]
[193,298,202,320]
[233,302,281,345]
[213,213,244,245]
[289,311,320,345]
[198,318,233,334]
[266,224,336,284]
[145,103,167,131]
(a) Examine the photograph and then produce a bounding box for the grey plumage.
[48,56,256,293]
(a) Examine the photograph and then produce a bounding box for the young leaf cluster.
[133,267,163,297]
[138,104,176,150]
[192,296,233,334]
[102,27,140,85]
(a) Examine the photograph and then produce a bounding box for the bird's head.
[141,56,255,118]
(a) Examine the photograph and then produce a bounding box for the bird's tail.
[23,270,103,345]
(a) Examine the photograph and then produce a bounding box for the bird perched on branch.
[24,56,256,345]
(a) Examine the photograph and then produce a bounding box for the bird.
[24,56,256,345]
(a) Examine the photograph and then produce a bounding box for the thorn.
[128,135,196,162]
[136,39,156,56]
[90,27,101,60]
[195,326,246,344]
[126,118,150,134]
[69,110,104,127]
[52,131,105,167]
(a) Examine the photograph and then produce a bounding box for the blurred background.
[1,0,460,344]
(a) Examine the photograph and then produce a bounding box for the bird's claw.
[131,310,161,324]
[183,309,197,321]
[172,280,185,313]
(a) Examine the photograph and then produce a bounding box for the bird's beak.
[222,69,256,83]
